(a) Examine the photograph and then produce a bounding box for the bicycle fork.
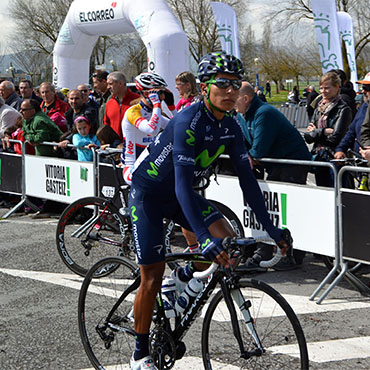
[221,279,264,359]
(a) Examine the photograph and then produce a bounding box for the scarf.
[317,94,341,129]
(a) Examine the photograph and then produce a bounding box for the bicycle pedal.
[175,341,186,360]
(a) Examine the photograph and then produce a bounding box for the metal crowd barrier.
[279,105,309,128]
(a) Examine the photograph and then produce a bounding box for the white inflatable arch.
[53,0,189,97]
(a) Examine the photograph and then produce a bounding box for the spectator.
[359,72,370,150]
[104,71,140,140]
[304,71,352,187]
[0,80,22,111]
[72,116,100,162]
[289,85,300,104]
[19,80,43,104]
[175,71,201,111]
[0,96,22,138]
[330,69,357,120]
[92,70,111,126]
[306,85,319,121]
[96,124,121,150]
[40,82,70,118]
[235,81,311,271]
[65,89,98,131]
[265,80,271,98]
[255,87,267,102]
[21,98,63,157]
[77,83,99,113]
[2,116,35,155]
[335,73,370,159]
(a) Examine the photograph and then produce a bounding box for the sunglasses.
[79,89,89,93]
[362,85,370,92]
[207,78,242,90]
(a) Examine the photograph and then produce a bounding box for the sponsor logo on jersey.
[204,135,214,142]
[185,129,195,146]
[147,113,159,130]
[190,111,202,130]
[147,162,159,178]
[127,140,134,155]
[177,155,195,164]
[195,145,225,168]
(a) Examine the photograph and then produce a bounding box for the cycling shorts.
[129,186,223,265]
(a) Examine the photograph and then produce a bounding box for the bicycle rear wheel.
[202,278,309,369]
[78,256,139,369]
[56,196,134,277]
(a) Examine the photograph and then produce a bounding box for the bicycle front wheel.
[202,278,309,369]
[56,196,134,277]
[78,256,139,369]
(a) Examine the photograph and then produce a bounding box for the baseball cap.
[356,72,370,84]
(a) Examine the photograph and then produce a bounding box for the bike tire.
[164,199,244,270]
[78,256,139,370]
[56,196,134,277]
[202,278,309,369]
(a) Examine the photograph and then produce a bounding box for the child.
[72,116,100,162]
[96,125,123,164]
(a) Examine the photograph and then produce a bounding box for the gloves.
[148,92,161,108]
[163,90,175,107]
[200,237,224,261]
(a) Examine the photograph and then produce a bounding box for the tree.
[267,0,370,59]
[167,0,248,63]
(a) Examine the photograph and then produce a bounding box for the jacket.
[304,98,352,151]
[6,91,22,111]
[336,103,368,153]
[360,104,370,147]
[241,96,311,161]
[41,97,70,118]
[22,110,63,156]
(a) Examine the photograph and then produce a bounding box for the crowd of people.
[1,52,370,369]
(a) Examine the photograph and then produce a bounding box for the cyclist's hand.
[334,151,345,159]
[201,237,231,267]
[276,228,293,256]
[149,92,161,108]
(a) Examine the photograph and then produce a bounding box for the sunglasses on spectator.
[20,107,34,111]
[79,89,89,92]
[207,78,242,90]
[362,85,370,92]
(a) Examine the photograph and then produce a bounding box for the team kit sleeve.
[228,123,282,242]
[172,115,212,244]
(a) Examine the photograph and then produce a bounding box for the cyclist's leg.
[129,188,167,362]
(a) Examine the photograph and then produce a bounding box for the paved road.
[1,207,370,369]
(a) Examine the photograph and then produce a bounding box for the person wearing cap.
[359,72,370,160]
[127,52,291,370]
[335,72,370,161]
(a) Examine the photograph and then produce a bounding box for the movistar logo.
[131,206,138,222]
[201,238,211,249]
[147,161,158,178]
[202,206,213,217]
[186,129,195,146]
[195,145,225,168]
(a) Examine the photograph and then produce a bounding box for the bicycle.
[56,149,245,277]
[78,237,309,369]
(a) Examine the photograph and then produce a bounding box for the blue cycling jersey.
[132,100,281,244]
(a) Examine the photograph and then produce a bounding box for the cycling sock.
[134,332,150,360]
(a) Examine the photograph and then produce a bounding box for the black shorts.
[128,186,223,265]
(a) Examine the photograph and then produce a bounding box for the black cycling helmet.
[198,52,244,82]
[135,72,167,91]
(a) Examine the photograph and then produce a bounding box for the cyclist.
[121,72,176,184]
[128,52,291,370]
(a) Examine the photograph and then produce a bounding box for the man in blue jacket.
[236,81,311,271]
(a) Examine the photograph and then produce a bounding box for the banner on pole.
[210,2,240,58]
[337,11,358,92]
[311,0,344,73]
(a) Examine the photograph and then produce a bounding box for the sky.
[0,0,14,49]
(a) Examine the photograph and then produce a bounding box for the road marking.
[270,336,370,363]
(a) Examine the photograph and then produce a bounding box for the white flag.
[210,2,240,58]
[311,0,344,73]
[337,11,358,92]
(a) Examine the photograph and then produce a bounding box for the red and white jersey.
[121,102,170,184]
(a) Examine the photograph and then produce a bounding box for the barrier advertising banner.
[24,155,95,203]
[210,2,240,58]
[206,175,336,257]
[311,0,344,73]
